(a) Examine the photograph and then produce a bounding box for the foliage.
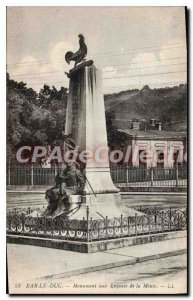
[7,74,68,160]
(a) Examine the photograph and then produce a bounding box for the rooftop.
[118,129,187,140]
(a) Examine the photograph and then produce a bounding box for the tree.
[7,74,68,163]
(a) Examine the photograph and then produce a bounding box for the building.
[116,120,187,168]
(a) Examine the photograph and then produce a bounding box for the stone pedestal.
[66,193,142,220]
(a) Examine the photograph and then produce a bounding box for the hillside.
[104,84,187,131]
[7,73,187,160]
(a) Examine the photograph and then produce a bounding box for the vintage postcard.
[6,6,187,294]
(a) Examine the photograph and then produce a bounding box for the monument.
[52,34,140,220]
[7,35,167,254]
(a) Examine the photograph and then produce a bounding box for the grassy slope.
[104,84,187,131]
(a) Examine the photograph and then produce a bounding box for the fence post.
[154,206,157,232]
[31,164,34,186]
[150,166,154,187]
[86,206,90,242]
[128,217,130,235]
[21,213,25,232]
[176,163,179,187]
[185,208,187,227]
[177,214,180,230]
[8,164,11,186]
[154,206,157,223]
[161,211,164,232]
[135,213,137,236]
[120,214,123,237]
[90,217,93,242]
[126,166,129,186]
[169,207,172,230]
[148,215,151,234]
[105,216,108,239]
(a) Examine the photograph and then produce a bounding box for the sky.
[7,6,187,93]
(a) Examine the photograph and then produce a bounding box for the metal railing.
[110,165,187,187]
[6,165,187,187]
[7,165,59,186]
[6,206,187,242]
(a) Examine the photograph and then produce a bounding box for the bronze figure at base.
[43,162,85,217]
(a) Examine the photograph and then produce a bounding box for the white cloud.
[8,41,76,91]
[102,41,187,94]
[131,52,156,65]
[8,36,187,94]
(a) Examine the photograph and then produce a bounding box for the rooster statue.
[65,34,87,67]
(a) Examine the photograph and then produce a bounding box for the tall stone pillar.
[65,63,129,219]
[65,64,118,193]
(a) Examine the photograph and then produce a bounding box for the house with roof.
[116,119,187,168]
